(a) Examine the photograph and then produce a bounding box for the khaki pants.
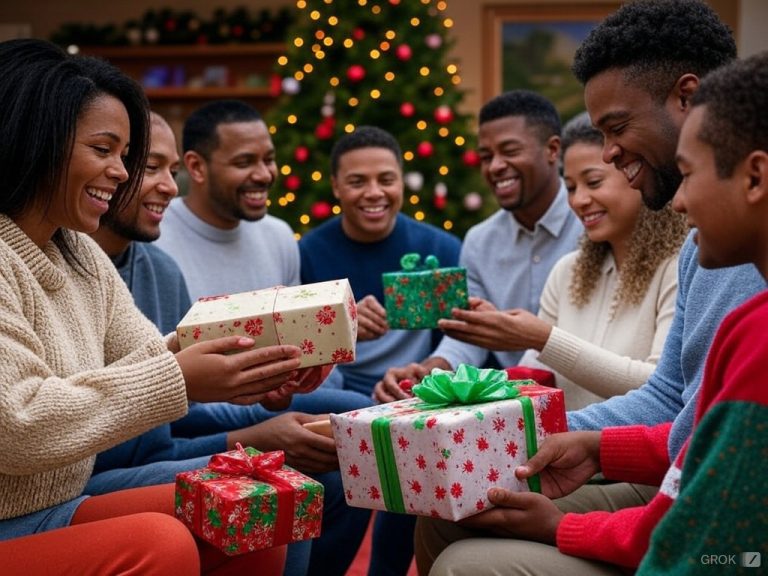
[414,482,658,576]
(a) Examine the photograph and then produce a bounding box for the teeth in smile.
[243,191,266,201]
[361,206,386,213]
[495,177,519,190]
[622,161,641,181]
[145,203,165,214]
[86,187,113,202]
[583,212,605,224]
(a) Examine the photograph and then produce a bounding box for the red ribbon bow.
[208,444,286,479]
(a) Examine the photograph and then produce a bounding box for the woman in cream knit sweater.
[0,39,300,574]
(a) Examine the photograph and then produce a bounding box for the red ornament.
[310,201,333,220]
[352,27,366,41]
[462,149,481,167]
[315,122,334,140]
[232,24,244,38]
[434,105,454,124]
[346,64,366,83]
[389,0,401,5]
[284,175,301,191]
[269,74,282,97]
[395,44,412,61]
[416,141,434,158]
[399,102,415,118]
[294,146,310,163]
[433,195,447,210]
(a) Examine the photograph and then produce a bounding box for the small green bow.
[400,253,440,271]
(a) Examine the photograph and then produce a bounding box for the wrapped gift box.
[382,253,468,330]
[176,279,357,368]
[330,365,567,521]
[175,447,323,555]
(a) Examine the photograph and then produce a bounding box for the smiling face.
[101,115,180,246]
[672,105,748,269]
[189,120,277,229]
[564,141,642,261]
[477,115,560,228]
[332,146,403,243]
[17,94,131,247]
[585,68,685,211]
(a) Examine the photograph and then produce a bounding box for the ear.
[545,135,561,165]
[672,74,700,113]
[744,150,768,205]
[184,151,208,184]
[330,175,341,200]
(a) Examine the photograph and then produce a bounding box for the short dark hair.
[0,38,150,220]
[330,125,403,176]
[572,0,736,101]
[561,111,602,157]
[692,51,768,178]
[183,99,263,158]
[478,90,561,143]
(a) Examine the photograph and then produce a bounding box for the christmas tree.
[265,0,491,238]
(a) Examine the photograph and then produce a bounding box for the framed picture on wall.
[482,3,619,122]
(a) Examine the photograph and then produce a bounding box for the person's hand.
[373,357,451,403]
[515,431,602,499]
[227,412,338,474]
[438,298,552,352]
[292,364,335,394]
[356,295,389,341]
[175,337,302,405]
[459,488,563,544]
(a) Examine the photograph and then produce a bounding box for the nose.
[601,138,621,165]
[671,185,686,213]
[157,169,179,199]
[107,157,129,183]
[249,161,274,184]
[488,153,506,174]
[570,184,592,209]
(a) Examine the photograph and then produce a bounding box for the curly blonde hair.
[562,112,689,310]
[569,204,689,309]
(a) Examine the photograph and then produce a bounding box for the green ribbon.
[368,365,543,510]
[412,364,529,407]
[399,252,440,271]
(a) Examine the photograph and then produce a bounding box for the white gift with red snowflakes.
[176,279,357,368]
[330,383,566,521]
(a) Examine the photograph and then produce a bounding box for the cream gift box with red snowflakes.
[330,365,567,521]
[176,279,357,369]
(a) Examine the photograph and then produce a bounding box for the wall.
[0,0,759,116]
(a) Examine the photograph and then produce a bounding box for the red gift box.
[175,446,323,555]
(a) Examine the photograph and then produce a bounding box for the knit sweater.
[156,197,301,302]
[529,250,678,410]
[0,215,188,520]
[557,290,768,569]
[568,233,766,459]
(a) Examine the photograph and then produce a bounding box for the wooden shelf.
[80,43,286,138]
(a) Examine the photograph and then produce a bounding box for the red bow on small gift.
[208,444,286,480]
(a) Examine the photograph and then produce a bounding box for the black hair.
[572,0,736,101]
[692,51,768,178]
[182,99,263,158]
[330,125,403,176]
[560,111,602,157]
[0,39,150,270]
[478,90,561,143]
[0,38,149,220]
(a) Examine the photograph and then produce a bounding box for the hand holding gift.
[438,297,553,352]
[356,295,390,341]
[373,357,450,403]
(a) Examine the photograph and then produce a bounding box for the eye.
[586,178,603,189]
[609,123,627,136]
[92,145,110,155]
[145,163,159,173]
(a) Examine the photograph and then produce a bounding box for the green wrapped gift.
[382,253,468,330]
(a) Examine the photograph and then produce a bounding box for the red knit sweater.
[555,290,768,569]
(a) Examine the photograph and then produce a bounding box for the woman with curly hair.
[439,111,689,409]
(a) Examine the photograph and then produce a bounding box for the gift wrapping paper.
[176,279,357,368]
[175,447,323,555]
[331,369,566,521]
[382,253,468,330]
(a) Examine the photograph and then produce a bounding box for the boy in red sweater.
[423,52,768,576]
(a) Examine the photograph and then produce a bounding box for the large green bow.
[412,364,530,406]
[400,252,440,271]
